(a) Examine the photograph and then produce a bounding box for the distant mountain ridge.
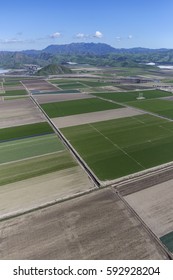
[42,43,117,55]
[1,42,173,69]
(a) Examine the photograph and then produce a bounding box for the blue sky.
[0,0,173,50]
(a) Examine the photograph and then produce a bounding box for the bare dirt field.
[125,179,173,237]
[52,107,144,128]
[22,79,58,92]
[100,86,126,92]
[35,93,93,104]
[0,98,45,128]
[0,188,167,260]
[0,166,94,219]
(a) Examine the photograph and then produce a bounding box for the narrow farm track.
[30,95,101,188]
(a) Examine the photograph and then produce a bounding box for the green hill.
[36,64,72,76]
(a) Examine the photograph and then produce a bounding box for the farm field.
[126,99,173,119]
[0,98,45,128]
[0,166,93,218]
[0,189,167,259]
[125,178,173,253]
[58,82,88,89]
[93,89,172,103]
[35,93,93,104]
[61,114,173,181]
[22,79,58,93]
[41,97,123,118]
[0,150,76,186]
[0,121,78,186]
[52,107,143,128]
[4,89,27,96]
[3,81,22,87]
[160,232,173,253]
[32,89,80,94]
[0,134,64,164]
[0,122,53,141]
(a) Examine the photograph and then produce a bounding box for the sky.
[0,0,173,51]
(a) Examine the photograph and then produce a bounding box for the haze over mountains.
[1,42,173,69]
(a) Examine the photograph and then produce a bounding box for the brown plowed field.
[0,98,45,128]
[22,79,58,92]
[0,189,167,259]
[0,166,94,219]
[35,93,93,104]
[52,107,144,128]
[125,178,173,237]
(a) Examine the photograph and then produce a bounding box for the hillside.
[36,64,72,76]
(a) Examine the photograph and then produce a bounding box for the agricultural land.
[1,64,173,259]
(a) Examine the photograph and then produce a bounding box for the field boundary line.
[88,123,145,169]
[29,95,101,188]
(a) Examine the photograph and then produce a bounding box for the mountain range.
[1,42,173,69]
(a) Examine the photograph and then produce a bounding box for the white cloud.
[128,35,133,39]
[116,36,121,42]
[0,38,24,44]
[50,32,61,39]
[75,33,88,39]
[93,31,103,38]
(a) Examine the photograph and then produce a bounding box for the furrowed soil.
[0,189,167,259]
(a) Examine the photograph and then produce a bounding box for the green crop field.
[126,99,173,119]
[61,114,173,181]
[160,231,173,252]
[32,90,80,95]
[5,89,27,96]
[49,79,77,84]
[0,122,53,142]
[81,81,111,87]
[93,90,172,103]
[0,134,65,164]
[4,96,29,100]
[41,98,123,118]
[58,82,88,89]
[0,151,77,186]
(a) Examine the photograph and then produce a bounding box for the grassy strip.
[5,89,27,96]
[160,231,173,252]
[0,134,65,164]
[41,98,123,118]
[59,83,88,89]
[32,90,80,95]
[0,151,76,186]
[81,81,111,87]
[61,115,173,180]
[94,90,172,103]
[4,96,28,100]
[3,82,22,86]
[0,122,54,142]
